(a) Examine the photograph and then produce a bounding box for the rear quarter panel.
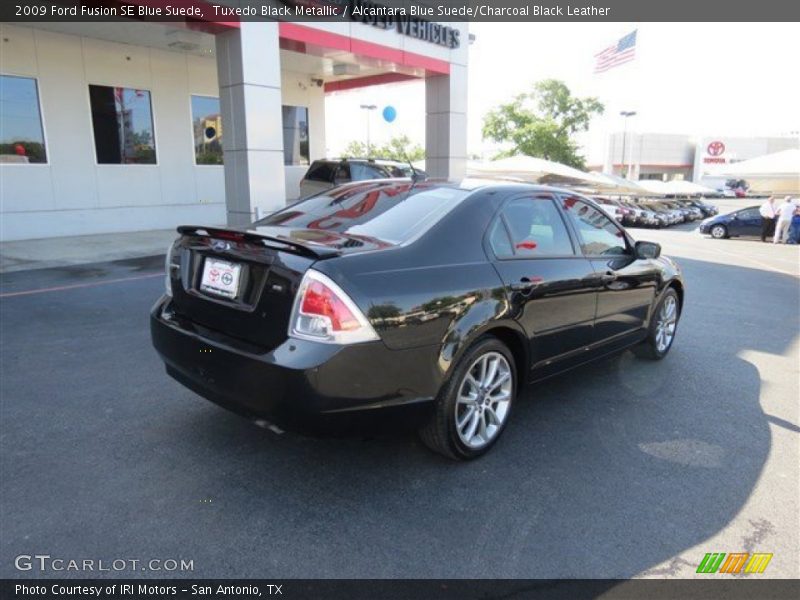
[314,188,519,379]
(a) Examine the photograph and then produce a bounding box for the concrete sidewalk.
[0,229,179,273]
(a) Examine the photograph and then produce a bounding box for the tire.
[633,288,681,360]
[419,336,517,460]
[710,224,728,239]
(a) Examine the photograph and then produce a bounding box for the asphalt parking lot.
[1,216,798,579]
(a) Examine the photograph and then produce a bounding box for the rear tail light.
[289,269,379,344]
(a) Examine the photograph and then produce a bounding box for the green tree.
[341,135,424,162]
[482,79,604,169]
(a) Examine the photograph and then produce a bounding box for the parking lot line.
[0,272,162,299]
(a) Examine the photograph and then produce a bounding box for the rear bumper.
[150,297,440,428]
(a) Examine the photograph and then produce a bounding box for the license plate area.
[200,257,242,299]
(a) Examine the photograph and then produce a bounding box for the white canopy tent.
[467,156,612,189]
[636,179,716,196]
[590,172,650,195]
[635,180,670,196]
[712,148,800,195]
[662,180,717,196]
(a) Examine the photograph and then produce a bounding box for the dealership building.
[0,14,469,241]
[595,132,798,184]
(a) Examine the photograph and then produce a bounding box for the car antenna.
[400,149,420,194]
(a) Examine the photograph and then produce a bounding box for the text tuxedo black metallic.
[151,180,684,459]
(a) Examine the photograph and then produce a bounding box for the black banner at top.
[2,0,800,23]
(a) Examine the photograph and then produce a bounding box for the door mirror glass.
[635,240,661,260]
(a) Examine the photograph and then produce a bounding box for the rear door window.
[738,208,760,220]
[489,195,575,258]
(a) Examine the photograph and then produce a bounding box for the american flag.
[594,30,637,73]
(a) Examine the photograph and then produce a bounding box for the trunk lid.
[168,225,391,350]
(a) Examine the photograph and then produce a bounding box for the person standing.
[787,204,800,244]
[773,196,797,244]
[759,196,777,242]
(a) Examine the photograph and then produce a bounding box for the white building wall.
[604,132,694,180]
[0,24,326,240]
[281,70,325,201]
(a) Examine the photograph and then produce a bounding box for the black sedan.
[151,180,684,459]
[698,205,761,239]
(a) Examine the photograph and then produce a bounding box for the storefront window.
[191,95,223,165]
[89,85,156,164]
[282,105,309,166]
[0,75,47,164]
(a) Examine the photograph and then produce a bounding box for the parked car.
[592,197,626,224]
[686,199,719,218]
[698,205,762,239]
[299,158,426,198]
[624,202,661,228]
[642,201,681,226]
[151,180,684,460]
[663,201,701,222]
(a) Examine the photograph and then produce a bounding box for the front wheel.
[710,224,728,239]
[634,288,681,360]
[419,337,516,460]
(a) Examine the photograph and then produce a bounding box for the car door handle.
[510,276,543,291]
[600,271,618,283]
[586,271,618,285]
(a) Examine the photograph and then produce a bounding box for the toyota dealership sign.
[704,140,727,163]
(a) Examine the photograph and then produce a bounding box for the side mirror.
[635,240,661,260]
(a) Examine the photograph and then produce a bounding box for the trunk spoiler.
[176,226,340,259]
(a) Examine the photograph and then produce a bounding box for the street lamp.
[619,110,637,179]
[360,104,377,156]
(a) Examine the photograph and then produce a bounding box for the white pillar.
[216,22,285,226]
[425,53,468,180]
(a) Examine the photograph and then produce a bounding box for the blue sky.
[325,22,800,161]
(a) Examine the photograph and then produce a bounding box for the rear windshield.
[255,182,469,244]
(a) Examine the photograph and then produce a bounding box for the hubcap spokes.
[455,352,513,449]
[655,296,678,352]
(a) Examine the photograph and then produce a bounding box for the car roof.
[324,177,593,197]
[314,157,409,166]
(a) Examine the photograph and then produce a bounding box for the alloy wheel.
[454,352,513,449]
[711,225,726,239]
[655,295,678,353]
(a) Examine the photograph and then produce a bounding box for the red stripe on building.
[278,23,450,76]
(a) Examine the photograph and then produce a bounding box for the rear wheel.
[634,288,680,360]
[710,224,728,239]
[419,337,516,460]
